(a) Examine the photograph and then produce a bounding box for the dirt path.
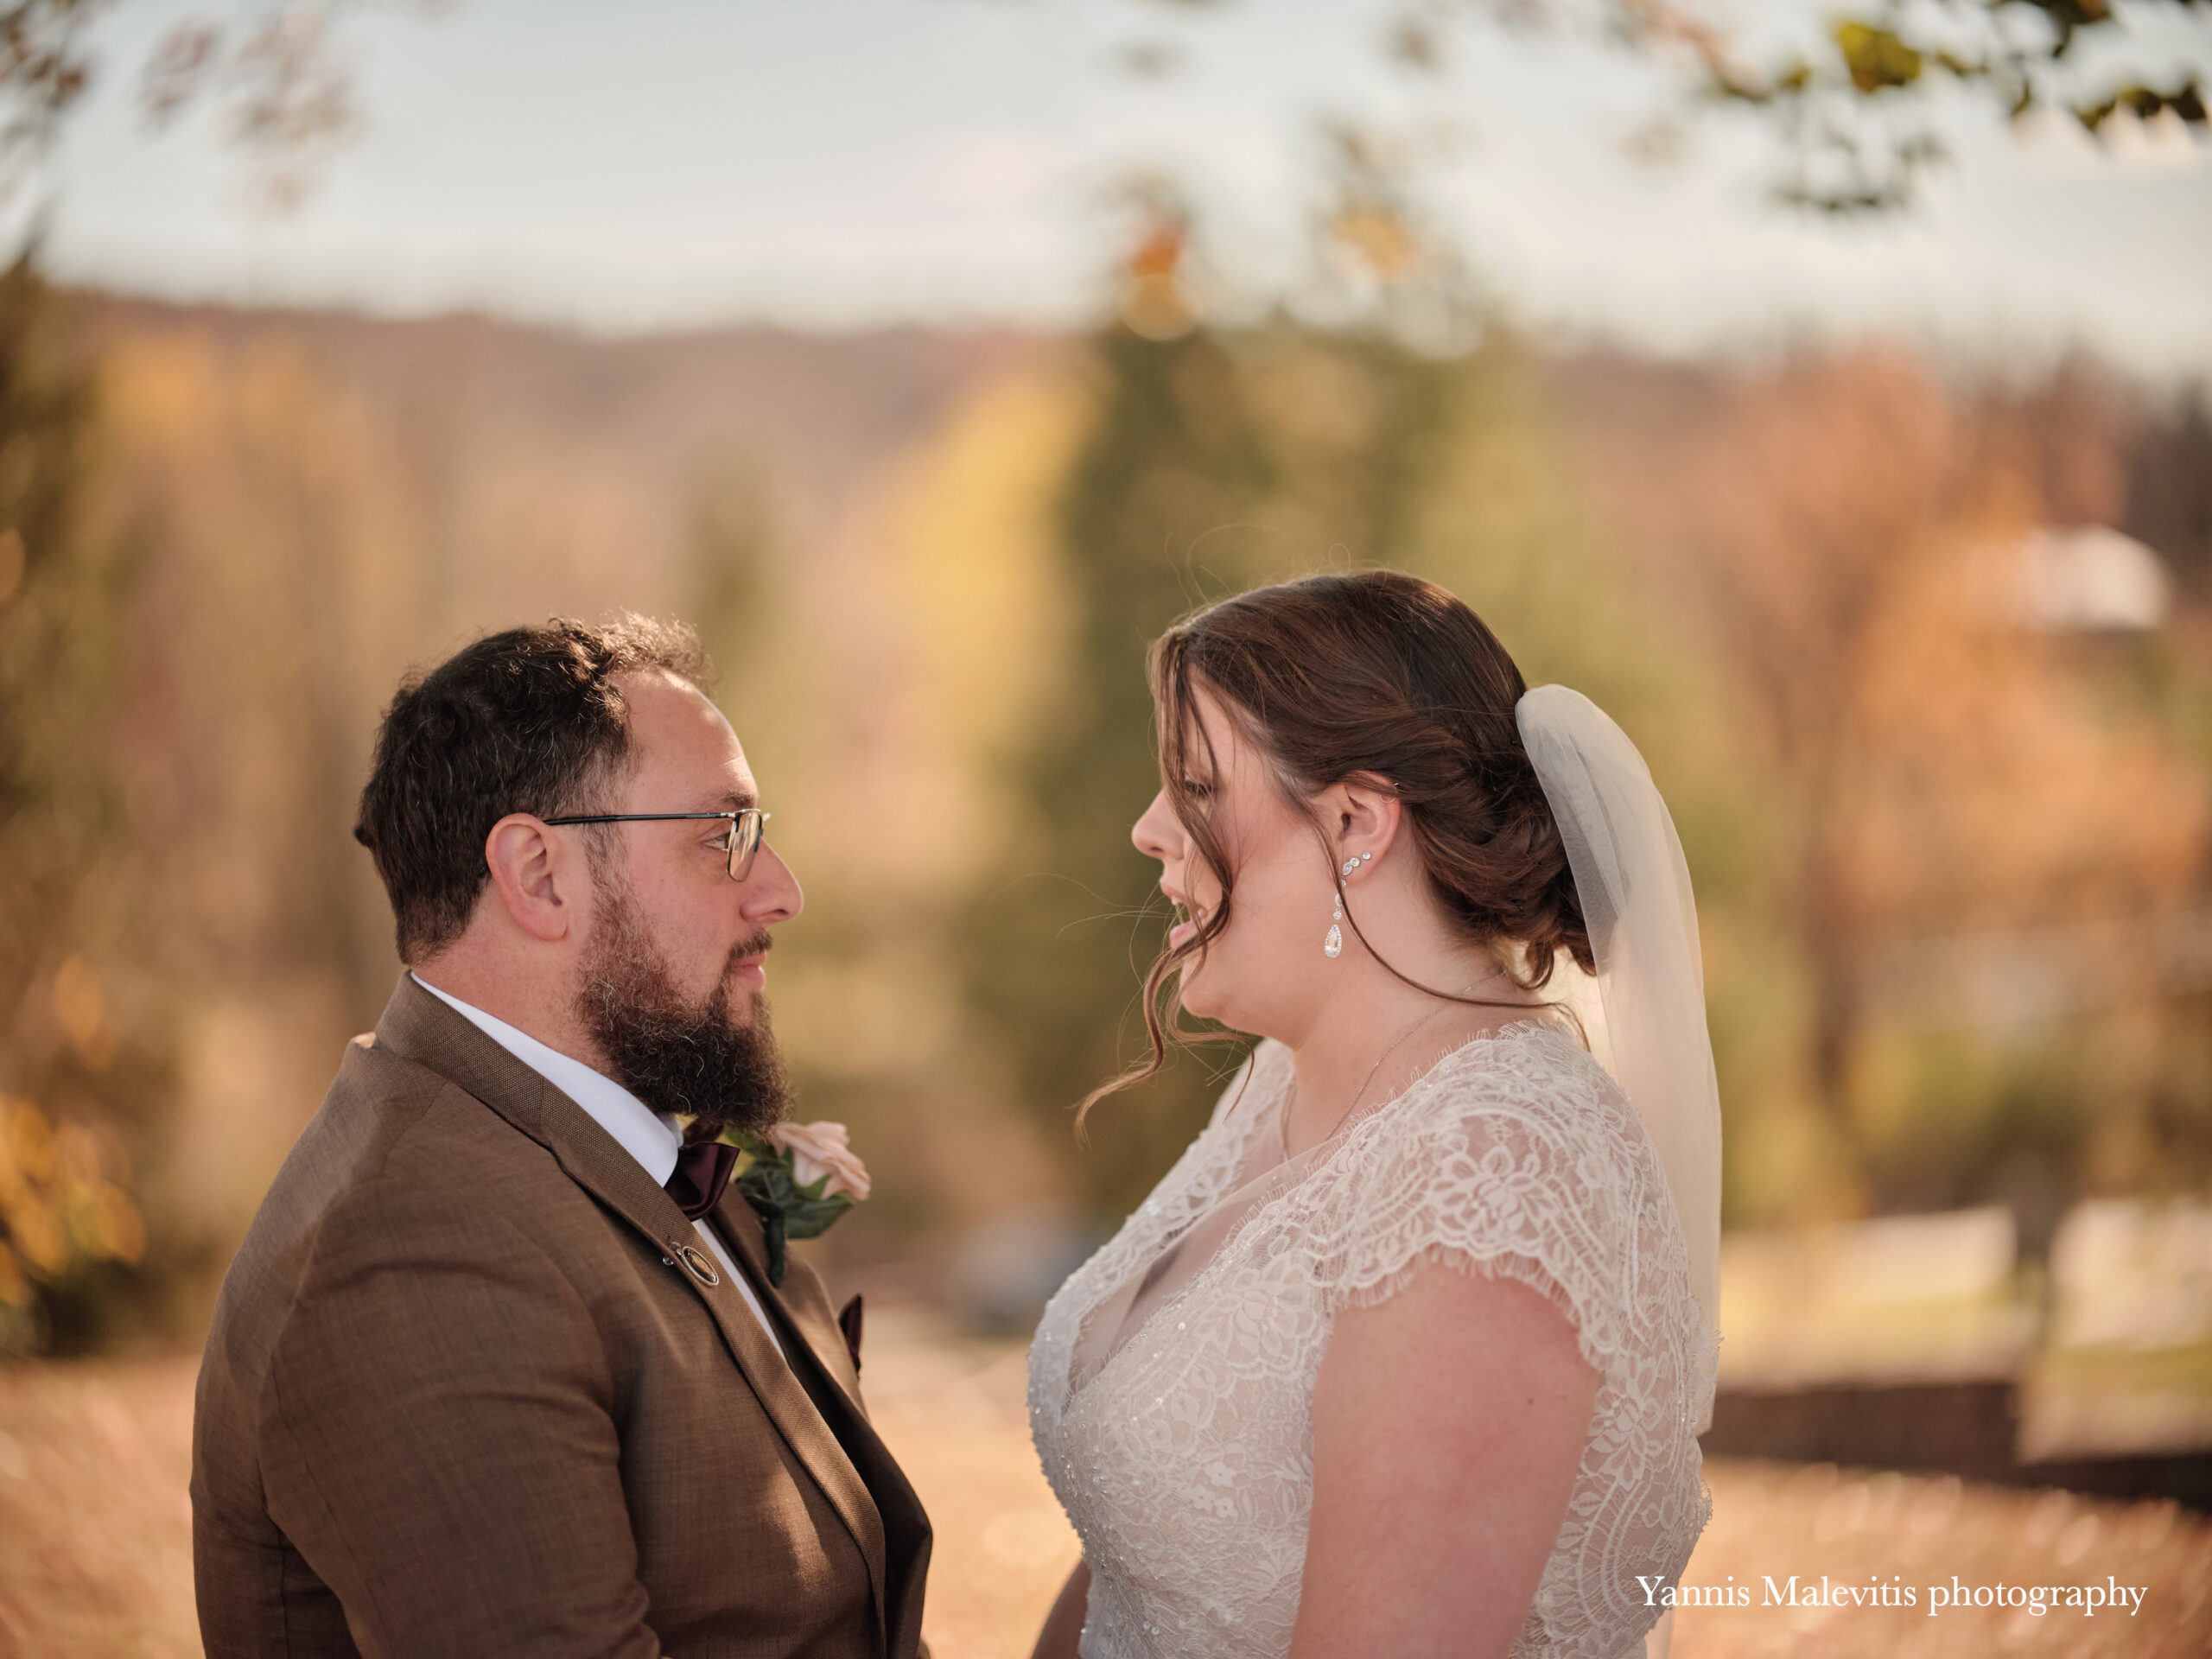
[3,1319,2208,1657]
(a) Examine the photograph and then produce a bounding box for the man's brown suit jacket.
[192,975,931,1658]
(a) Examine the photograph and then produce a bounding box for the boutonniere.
[716,1121,870,1287]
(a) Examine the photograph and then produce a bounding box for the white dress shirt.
[410,973,784,1358]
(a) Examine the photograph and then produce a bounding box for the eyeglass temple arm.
[540,812,753,826]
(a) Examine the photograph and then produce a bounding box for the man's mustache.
[728,931,775,970]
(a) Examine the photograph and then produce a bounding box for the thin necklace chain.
[1283,961,1516,1154]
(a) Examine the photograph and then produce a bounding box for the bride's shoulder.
[1386,1016,1642,1159]
[1326,1017,1699,1390]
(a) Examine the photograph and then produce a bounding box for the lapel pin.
[669,1238,721,1287]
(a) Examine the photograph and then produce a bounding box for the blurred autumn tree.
[980,125,2209,1235]
[967,172,1697,1218]
[2126,390,2212,601]
[0,0,2191,1291]
[1585,349,2209,1222]
[0,1,447,1344]
[0,257,148,1354]
[961,210,1274,1217]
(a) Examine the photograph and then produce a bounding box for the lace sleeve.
[1319,1029,1698,1395]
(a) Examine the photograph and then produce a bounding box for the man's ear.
[482,814,582,944]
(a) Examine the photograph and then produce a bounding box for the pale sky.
[37,0,2212,380]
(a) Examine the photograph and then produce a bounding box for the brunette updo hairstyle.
[1100,569,1592,1107]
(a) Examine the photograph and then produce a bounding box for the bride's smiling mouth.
[1166,894,1211,949]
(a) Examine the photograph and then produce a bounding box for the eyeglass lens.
[728,810,766,880]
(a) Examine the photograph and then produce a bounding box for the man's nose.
[744,843,804,925]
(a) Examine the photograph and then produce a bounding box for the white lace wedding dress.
[1027,1020,1716,1659]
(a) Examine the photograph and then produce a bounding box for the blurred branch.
[1486,0,2208,210]
[1672,0,2211,213]
[0,1,454,226]
[140,2,453,216]
[1100,123,1483,348]
[0,0,103,208]
[1102,171,1205,339]
[1092,0,2211,213]
[1306,118,1484,349]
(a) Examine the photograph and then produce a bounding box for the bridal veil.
[1517,684,1723,1420]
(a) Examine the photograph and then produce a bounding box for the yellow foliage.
[86,1182,147,1265]
[0,1095,146,1297]
[1329,206,1421,284]
[8,1100,53,1182]
[834,361,1090,896]
[1834,22,1923,94]
[9,1192,67,1277]
[892,366,1086,771]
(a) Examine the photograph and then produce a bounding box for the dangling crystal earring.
[1324,852,1369,958]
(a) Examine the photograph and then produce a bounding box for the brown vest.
[192,974,931,1658]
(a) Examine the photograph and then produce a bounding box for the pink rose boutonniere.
[720,1121,870,1286]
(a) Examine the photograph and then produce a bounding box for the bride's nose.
[1132,790,1182,863]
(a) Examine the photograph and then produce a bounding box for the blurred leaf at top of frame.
[1082,0,2212,215]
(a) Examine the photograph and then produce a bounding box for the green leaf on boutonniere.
[720,1129,855,1287]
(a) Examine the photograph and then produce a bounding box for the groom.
[191,616,931,1658]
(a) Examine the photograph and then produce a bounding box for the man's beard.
[575,874,791,1141]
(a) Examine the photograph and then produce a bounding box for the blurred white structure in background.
[1718,1207,2033,1388]
[1719,1199,2212,1463]
[2021,1198,2212,1459]
[2051,1200,2212,1352]
[2017,524,2174,632]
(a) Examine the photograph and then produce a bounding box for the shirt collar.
[410,972,683,1187]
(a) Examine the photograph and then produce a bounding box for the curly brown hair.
[353,613,711,963]
[1092,569,1592,1112]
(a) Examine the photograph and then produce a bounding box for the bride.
[1025,571,1719,1659]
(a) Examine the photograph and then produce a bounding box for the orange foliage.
[1592,348,2205,1117]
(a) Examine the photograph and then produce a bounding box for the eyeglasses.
[540,808,772,881]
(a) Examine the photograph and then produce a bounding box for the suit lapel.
[711,1195,932,1658]
[659,1209,890,1624]
[369,976,891,1625]
[709,1195,863,1403]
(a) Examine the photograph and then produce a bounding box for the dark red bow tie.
[665,1139,740,1221]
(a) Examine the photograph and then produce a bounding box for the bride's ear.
[1327,774,1402,870]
